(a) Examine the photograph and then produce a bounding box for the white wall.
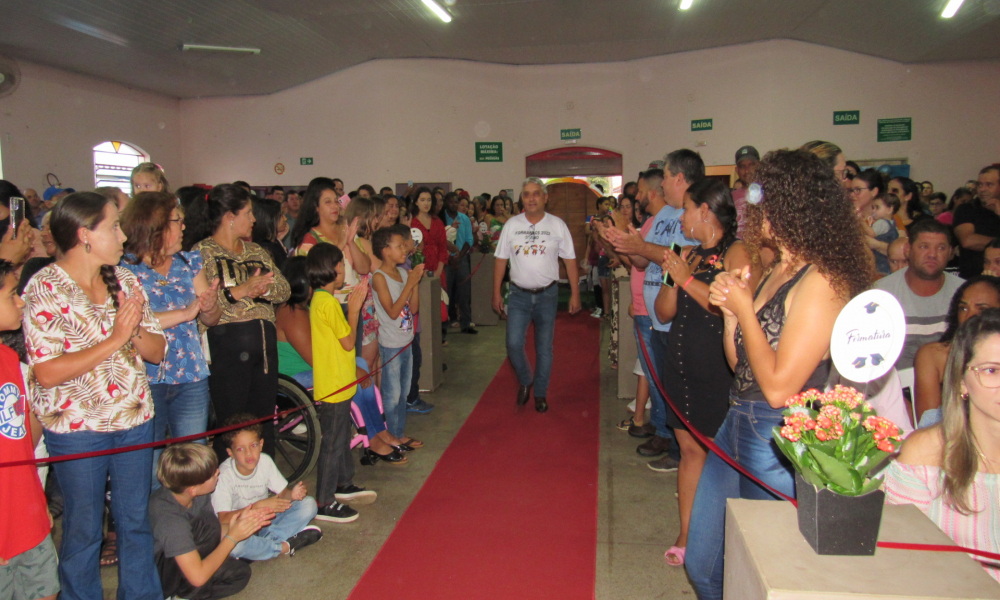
[180,40,1000,195]
[0,60,181,194]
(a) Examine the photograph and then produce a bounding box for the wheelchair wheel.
[274,374,320,482]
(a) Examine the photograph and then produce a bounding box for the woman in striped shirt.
[884,308,1000,582]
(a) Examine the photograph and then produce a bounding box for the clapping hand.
[198,278,220,312]
[113,284,147,347]
[663,247,694,287]
[289,481,307,501]
[708,266,753,319]
[603,224,645,256]
[228,505,272,543]
[347,278,369,316]
[238,268,274,300]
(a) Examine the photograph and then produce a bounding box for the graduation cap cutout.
[864,302,879,314]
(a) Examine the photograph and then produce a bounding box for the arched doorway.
[525,147,623,274]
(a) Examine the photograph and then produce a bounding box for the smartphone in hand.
[662,243,682,287]
[9,197,25,239]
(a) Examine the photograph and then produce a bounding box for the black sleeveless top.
[731,265,830,403]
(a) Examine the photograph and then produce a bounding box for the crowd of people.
[585,144,1000,598]
[2,145,1000,600]
[0,167,517,600]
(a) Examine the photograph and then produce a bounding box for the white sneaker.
[591,308,603,318]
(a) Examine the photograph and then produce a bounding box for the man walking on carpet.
[492,177,582,413]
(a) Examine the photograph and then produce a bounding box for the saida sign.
[834,111,860,125]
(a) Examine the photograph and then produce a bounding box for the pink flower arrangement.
[772,385,902,496]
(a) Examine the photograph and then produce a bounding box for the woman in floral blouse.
[120,191,221,488]
[23,191,167,600]
[195,184,290,459]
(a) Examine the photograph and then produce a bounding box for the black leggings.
[207,320,277,459]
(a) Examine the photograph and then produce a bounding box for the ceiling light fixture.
[181,44,261,55]
[422,0,453,22]
[679,0,694,10]
[941,0,965,17]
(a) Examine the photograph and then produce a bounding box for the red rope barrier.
[636,329,1000,564]
[0,341,413,469]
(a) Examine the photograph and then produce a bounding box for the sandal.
[399,437,423,449]
[664,546,686,567]
[100,533,118,567]
[616,417,636,431]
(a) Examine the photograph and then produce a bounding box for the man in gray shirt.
[875,219,964,370]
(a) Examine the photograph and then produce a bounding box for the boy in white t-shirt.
[211,414,322,559]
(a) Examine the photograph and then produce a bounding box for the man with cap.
[732,145,760,239]
[37,185,75,226]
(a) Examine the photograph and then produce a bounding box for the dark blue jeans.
[44,419,162,600]
[634,315,678,456]
[505,284,558,396]
[685,399,795,600]
[149,378,210,490]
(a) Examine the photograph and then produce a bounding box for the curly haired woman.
[686,149,875,600]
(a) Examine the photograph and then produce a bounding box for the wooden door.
[545,180,600,279]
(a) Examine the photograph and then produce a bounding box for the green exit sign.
[475,142,503,163]
[560,128,581,140]
[691,119,713,131]
[834,110,860,125]
[300,157,313,165]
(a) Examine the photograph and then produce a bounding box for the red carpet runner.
[348,313,601,600]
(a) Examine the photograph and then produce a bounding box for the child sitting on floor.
[149,443,266,600]
[0,259,59,600]
[211,414,322,559]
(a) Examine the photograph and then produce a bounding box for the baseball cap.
[43,186,75,201]
[647,159,666,171]
[735,146,760,164]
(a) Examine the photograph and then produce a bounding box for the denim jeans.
[150,378,210,490]
[506,284,558,396]
[379,344,412,438]
[634,315,678,456]
[291,369,313,390]
[231,497,318,560]
[686,399,795,600]
[44,419,162,600]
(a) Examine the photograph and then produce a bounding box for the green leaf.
[857,449,892,476]
[810,440,838,458]
[860,477,883,495]
[798,464,826,488]
[842,428,859,464]
[808,446,859,491]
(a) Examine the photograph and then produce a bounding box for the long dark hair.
[50,191,123,308]
[179,187,209,251]
[745,149,874,299]
[251,197,282,244]
[411,186,433,217]
[288,177,338,251]
[854,169,885,199]
[280,256,311,310]
[686,178,737,257]
[940,276,1000,344]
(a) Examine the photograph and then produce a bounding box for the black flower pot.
[795,472,885,556]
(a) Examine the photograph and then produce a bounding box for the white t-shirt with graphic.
[211,453,288,513]
[494,212,576,290]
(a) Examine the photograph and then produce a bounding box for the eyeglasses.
[850,186,871,195]
[968,364,1000,389]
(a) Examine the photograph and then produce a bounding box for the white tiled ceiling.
[0,0,997,98]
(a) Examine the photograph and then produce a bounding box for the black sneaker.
[335,484,377,505]
[315,502,359,523]
[286,525,323,555]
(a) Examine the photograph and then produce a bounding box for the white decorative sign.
[410,227,424,246]
[830,290,905,382]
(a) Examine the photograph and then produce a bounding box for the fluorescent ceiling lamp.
[679,0,694,9]
[181,44,261,55]
[941,0,965,17]
[422,0,453,22]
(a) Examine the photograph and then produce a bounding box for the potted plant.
[772,385,903,556]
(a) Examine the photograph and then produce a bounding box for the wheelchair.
[273,372,388,482]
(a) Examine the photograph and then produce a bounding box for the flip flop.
[399,437,423,449]
[100,534,118,567]
[664,546,686,567]
[616,417,636,431]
